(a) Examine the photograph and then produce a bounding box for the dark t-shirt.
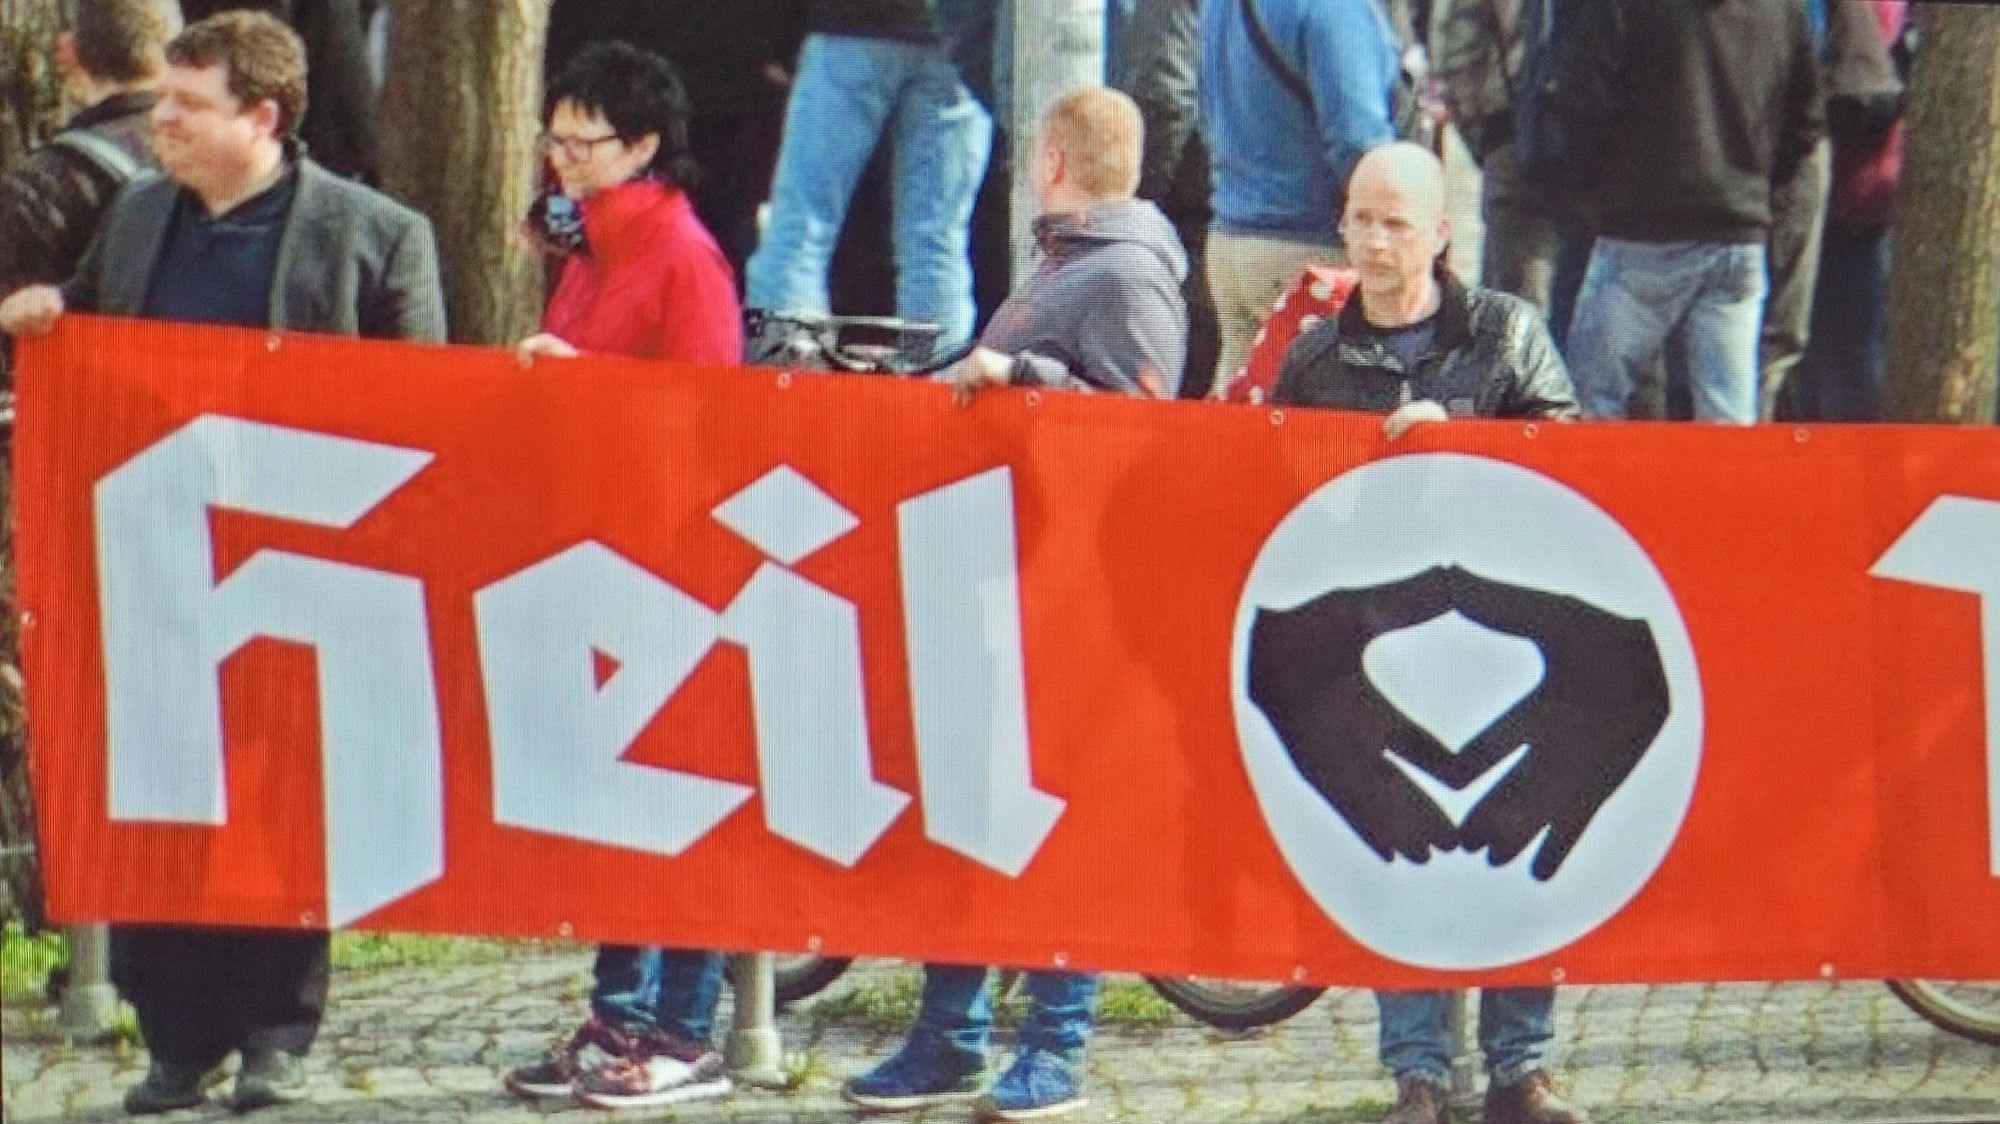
[1355,310,1439,377]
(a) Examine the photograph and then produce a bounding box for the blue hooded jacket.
[1198,0,1401,246]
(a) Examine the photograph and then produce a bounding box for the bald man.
[1271,143,1588,1124]
[1274,143,1576,436]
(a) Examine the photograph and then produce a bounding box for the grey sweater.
[983,199,1190,398]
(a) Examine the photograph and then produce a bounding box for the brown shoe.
[1481,1070,1587,1124]
[1384,1074,1450,1124]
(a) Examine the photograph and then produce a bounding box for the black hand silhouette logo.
[1247,565,1670,880]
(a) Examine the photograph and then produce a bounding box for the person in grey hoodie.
[944,86,1190,404]
[844,88,1183,1124]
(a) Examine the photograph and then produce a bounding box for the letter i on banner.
[1874,497,2000,878]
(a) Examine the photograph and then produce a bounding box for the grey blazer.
[69,157,447,343]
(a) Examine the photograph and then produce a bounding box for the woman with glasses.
[501,40,739,1114]
[513,39,740,367]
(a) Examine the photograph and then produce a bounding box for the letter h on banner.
[1874,497,2000,879]
[95,416,444,927]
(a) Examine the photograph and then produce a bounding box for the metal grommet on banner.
[1523,423,1539,439]
[298,910,316,926]
[1025,390,1043,408]
[18,610,33,630]
[806,935,823,953]
[1292,966,1309,984]
[1550,967,1567,984]
[775,370,792,389]
[557,921,574,939]
[1270,409,1285,427]
[1794,427,1811,444]
[265,333,282,352]
[1820,962,1836,979]
[1051,951,1069,969]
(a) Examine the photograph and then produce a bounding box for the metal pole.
[1009,0,1107,281]
[59,923,119,1044]
[723,952,788,1089]
[1448,990,1477,1099]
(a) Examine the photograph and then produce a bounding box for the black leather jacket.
[1271,271,1579,419]
[0,91,158,298]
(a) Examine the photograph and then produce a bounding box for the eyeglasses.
[537,131,623,161]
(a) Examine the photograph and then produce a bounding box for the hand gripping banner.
[13,316,2000,988]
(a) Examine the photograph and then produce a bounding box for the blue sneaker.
[975,1048,1086,1121]
[842,1036,987,1112]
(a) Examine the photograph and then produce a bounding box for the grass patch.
[807,973,925,1033]
[329,932,518,973]
[2,921,66,1004]
[1096,980,1178,1030]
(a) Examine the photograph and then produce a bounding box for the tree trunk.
[0,0,64,174]
[377,0,548,345]
[0,0,62,927]
[1881,3,2000,423]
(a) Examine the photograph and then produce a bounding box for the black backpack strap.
[1239,0,1315,109]
[1240,0,1427,145]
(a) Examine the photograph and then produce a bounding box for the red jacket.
[543,178,741,364]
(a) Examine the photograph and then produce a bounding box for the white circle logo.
[1232,454,1702,969]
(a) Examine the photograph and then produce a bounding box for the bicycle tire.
[1143,976,1326,1030]
[1887,979,2000,1046]
[772,954,855,1005]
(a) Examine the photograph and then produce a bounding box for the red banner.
[14,316,2000,988]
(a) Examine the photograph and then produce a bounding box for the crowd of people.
[0,0,1967,1122]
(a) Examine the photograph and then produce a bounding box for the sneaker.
[230,1049,308,1114]
[574,1029,731,1110]
[842,1036,987,1112]
[974,1048,1085,1121]
[122,1062,213,1115]
[504,1016,634,1099]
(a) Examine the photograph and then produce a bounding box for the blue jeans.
[1567,239,1766,422]
[745,33,994,355]
[911,965,1099,1067]
[1793,222,1890,422]
[1377,988,1555,1087]
[590,945,726,1044]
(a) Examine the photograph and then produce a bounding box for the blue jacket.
[1198,0,1401,245]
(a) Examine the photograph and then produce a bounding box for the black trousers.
[110,925,330,1069]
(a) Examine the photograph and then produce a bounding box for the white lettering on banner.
[94,415,443,926]
[93,418,1055,922]
[1872,497,2000,878]
[472,543,755,857]
[897,468,1065,876]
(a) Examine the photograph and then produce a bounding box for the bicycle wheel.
[1886,979,2000,1046]
[772,954,855,1004]
[1143,976,1326,1030]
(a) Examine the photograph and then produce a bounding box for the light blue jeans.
[1566,238,1767,422]
[910,965,1099,1068]
[745,33,994,355]
[1377,988,1556,1087]
[590,946,726,1045]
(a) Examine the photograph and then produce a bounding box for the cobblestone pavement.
[5,949,1997,1123]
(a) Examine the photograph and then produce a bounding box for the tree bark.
[1881,3,2000,423]
[377,0,549,345]
[0,0,65,174]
